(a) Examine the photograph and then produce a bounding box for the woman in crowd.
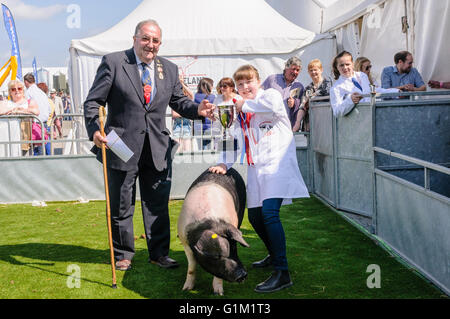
[194,77,215,150]
[355,56,379,87]
[293,59,331,132]
[0,80,39,157]
[330,51,398,117]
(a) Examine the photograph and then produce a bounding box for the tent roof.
[322,0,384,32]
[70,0,319,57]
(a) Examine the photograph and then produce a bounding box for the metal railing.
[0,113,91,158]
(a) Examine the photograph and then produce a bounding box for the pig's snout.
[235,268,248,283]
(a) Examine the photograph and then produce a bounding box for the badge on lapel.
[156,59,164,80]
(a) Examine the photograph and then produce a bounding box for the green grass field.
[0,197,447,299]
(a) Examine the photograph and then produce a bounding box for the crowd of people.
[173,49,443,148]
[0,74,72,157]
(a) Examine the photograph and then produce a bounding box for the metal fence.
[309,90,450,295]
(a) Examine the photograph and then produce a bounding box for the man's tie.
[141,63,152,105]
[352,77,363,92]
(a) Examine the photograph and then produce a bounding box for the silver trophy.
[214,104,237,156]
[215,104,235,139]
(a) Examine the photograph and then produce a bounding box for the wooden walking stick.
[99,106,117,289]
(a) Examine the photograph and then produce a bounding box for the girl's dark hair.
[332,51,353,80]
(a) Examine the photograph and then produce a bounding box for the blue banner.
[2,4,22,80]
[32,57,38,82]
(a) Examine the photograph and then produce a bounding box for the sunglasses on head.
[10,87,23,92]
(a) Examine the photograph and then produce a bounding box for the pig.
[177,168,249,295]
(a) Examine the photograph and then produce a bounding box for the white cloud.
[2,0,65,20]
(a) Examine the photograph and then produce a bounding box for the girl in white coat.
[209,65,309,293]
[330,51,399,117]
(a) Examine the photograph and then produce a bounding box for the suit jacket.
[84,48,201,171]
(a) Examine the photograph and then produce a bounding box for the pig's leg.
[182,244,197,291]
[212,276,224,296]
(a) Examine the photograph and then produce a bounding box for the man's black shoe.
[254,270,293,293]
[252,255,273,268]
[150,256,179,269]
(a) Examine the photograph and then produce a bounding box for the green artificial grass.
[0,197,447,299]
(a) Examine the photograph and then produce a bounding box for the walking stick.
[99,106,117,289]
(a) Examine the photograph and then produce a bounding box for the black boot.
[254,270,293,293]
[252,255,273,268]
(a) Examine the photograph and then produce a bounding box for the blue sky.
[0,0,141,69]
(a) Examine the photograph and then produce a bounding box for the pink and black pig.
[177,168,249,295]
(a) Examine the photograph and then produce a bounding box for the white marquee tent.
[68,0,335,112]
[268,0,450,86]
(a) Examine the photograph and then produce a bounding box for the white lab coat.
[219,88,309,209]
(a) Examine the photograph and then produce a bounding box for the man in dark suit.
[84,19,215,271]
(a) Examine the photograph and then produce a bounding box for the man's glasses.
[10,87,23,92]
[136,35,160,45]
[219,84,229,88]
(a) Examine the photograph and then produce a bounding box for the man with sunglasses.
[23,73,51,155]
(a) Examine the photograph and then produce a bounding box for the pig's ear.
[227,227,250,248]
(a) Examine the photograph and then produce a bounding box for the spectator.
[262,57,304,129]
[49,89,64,138]
[0,80,39,157]
[428,80,450,89]
[381,51,426,92]
[355,57,379,87]
[62,92,72,120]
[194,77,215,150]
[23,73,51,155]
[330,51,399,117]
[172,74,194,152]
[293,59,331,132]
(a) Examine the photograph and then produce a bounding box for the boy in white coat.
[209,65,309,293]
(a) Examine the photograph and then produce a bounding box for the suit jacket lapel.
[122,48,145,105]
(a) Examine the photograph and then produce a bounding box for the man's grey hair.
[285,56,302,69]
[134,19,162,38]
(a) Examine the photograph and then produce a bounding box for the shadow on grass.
[0,243,114,288]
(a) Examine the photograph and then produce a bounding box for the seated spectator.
[293,59,331,132]
[428,80,450,89]
[330,51,399,117]
[262,56,304,129]
[355,57,379,87]
[381,51,426,92]
[193,77,215,150]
